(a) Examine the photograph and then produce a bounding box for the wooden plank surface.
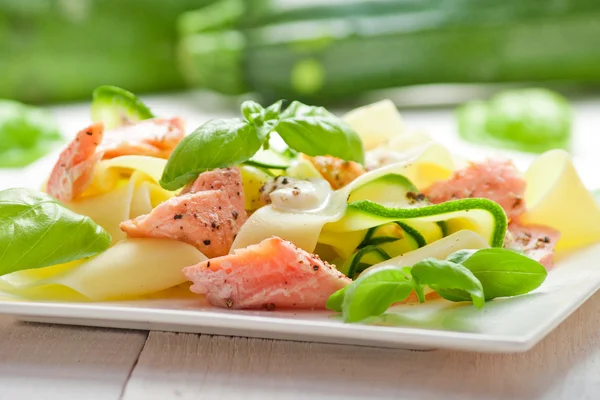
[121,292,600,400]
[0,317,147,400]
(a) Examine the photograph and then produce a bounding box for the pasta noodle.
[232,143,456,252]
[521,149,600,253]
[67,156,173,244]
[0,239,206,300]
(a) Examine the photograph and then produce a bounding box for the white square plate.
[0,241,598,353]
[1,97,599,353]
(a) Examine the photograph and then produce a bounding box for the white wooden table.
[0,292,598,400]
[1,91,599,400]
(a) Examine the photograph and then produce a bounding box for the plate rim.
[1,274,598,354]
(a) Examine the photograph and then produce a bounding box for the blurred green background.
[2,0,600,167]
[2,0,600,105]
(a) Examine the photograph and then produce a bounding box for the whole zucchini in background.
[0,0,214,104]
[177,0,600,103]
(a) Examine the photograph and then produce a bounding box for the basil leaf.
[412,259,485,308]
[160,118,263,190]
[446,249,478,264]
[341,266,414,322]
[262,100,283,122]
[448,248,547,300]
[0,100,62,167]
[276,101,364,164]
[241,100,263,123]
[326,287,346,312]
[0,188,111,276]
[242,100,282,140]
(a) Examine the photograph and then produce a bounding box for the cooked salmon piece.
[46,123,105,202]
[46,117,184,202]
[423,159,526,219]
[180,167,245,212]
[183,236,352,309]
[98,117,185,159]
[306,155,365,189]
[120,191,242,258]
[505,221,561,269]
[120,168,247,258]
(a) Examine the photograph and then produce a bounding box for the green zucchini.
[0,0,215,103]
[340,245,391,279]
[326,198,507,248]
[91,86,154,130]
[347,173,443,244]
[179,0,600,102]
[245,148,295,170]
[320,170,507,278]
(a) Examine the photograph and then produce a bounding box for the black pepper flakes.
[282,178,289,185]
[262,303,276,311]
[406,191,426,204]
[232,210,239,220]
[173,214,183,220]
[86,131,93,136]
[541,236,551,243]
[203,239,211,245]
[206,261,210,268]
[513,197,523,208]
[225,298,234,308]
[313,265,319,271]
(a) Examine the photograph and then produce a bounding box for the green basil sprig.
[327,247,547,323]
[447,248,547,300]
[0,188,111,276]
[411,259,485,308]
[160,100,364,190]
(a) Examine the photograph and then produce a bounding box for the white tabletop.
[1,90,599,400]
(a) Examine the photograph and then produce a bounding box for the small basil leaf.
[446,249,478,265]
[243,101,282,141]
[341,266,414,322]
[458,248,548,300]
[276,101,364,164]
[241,100,264,123]
[326,287,346,312]
[412,259,485,308]
[160,118,263,190]
[262,100,283,122]
[0,188,111,276]
[400,266,425,303]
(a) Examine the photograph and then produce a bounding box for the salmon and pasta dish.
[1,86,599,324]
